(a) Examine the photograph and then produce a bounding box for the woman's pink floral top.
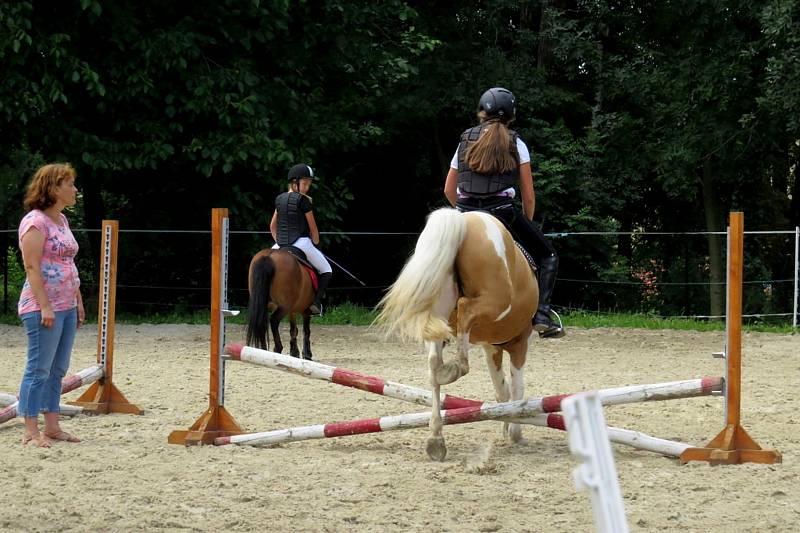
[17,210,80,315]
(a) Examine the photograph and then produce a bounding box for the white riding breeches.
[273,237,332,274]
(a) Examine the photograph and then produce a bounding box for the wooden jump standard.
[168,208,243,445]
[679,212,781,465]
[0,220,141,423]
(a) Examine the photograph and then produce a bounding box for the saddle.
[278,246,319,290]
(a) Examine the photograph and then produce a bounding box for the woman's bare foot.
[22,433,52,448]
[43,429,81,443]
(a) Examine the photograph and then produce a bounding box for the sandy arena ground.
[1,322,798,532]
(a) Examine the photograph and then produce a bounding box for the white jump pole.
[0,364,103,423]
[216,376,721,447]
[224,343,707,456]
[0,393,83,417]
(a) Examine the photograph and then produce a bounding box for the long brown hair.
[465,114,518,175]
[23,163,76,211]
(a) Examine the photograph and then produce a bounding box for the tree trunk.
[432,120,448,178]
[537,0,552,71]
[700,158,726,319]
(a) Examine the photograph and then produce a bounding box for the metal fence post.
[794,226,799,329]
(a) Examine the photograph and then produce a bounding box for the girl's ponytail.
[465,119,518,175]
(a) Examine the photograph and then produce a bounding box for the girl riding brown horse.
[246,249,317,360]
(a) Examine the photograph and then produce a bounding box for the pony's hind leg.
[433,330,470,386]
[270,307,286,354]
[426,340,448,461]
[288,315,300,358]
[301,312,312,360]
[502,337,528,443]
[483,344,518,442]
[483,345,510,403]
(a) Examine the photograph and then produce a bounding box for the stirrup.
[309,303,323,316]
[534,309,566,339]
[538,325,566,339]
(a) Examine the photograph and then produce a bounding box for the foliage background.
[1,0,798,321]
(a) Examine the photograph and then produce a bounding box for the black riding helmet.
[287,163,315,181]
[478,87,516,121]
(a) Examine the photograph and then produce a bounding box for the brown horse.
[376,207,538,461]
[247,249,317,359]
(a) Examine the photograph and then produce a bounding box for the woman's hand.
[40,305,55,328]
[77,301,86,328]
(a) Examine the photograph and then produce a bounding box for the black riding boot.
[533,255,566,339]
[309,272,332,316]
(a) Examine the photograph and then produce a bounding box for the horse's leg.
[301,312,312,360]
[502,336,528,444]
[289,314,300,358]
[433,298,474,385]
[426,340,447,461]
[270,307,286,354]
[483,344,510,402]
[434,332,470,385]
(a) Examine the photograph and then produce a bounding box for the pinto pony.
[247,249,317,360]
[376,207,538,461]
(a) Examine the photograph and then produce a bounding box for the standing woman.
[444,87,565,338]
[17,163,85,447]
[270,163,333,315]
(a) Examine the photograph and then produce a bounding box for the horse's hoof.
[302,353,313,361]
[426,436,447,461]
[504,422,523,443]
[290,349,300,358]
[434,362,463,385]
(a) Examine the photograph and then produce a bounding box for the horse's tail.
[376,208,467,342]
[247,253,275,350]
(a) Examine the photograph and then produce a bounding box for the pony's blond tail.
[375,208,467,342]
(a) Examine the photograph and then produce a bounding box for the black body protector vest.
[457,125,520,196]
[276,191,310,246]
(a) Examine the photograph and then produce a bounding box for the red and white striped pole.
[0,364,103,424]
[224,344,715,456]
[215,362,721,448]
[224,343,482,409]
[0,392,83,417]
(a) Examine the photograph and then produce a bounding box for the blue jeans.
[18,308,78,417]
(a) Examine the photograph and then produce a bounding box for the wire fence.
[2,226,798,327]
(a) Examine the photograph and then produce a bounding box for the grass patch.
[562,310,796,334]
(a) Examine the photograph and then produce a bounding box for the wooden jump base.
[223,342,710,456]
[1,220,141,424]
[215,376,720,447]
